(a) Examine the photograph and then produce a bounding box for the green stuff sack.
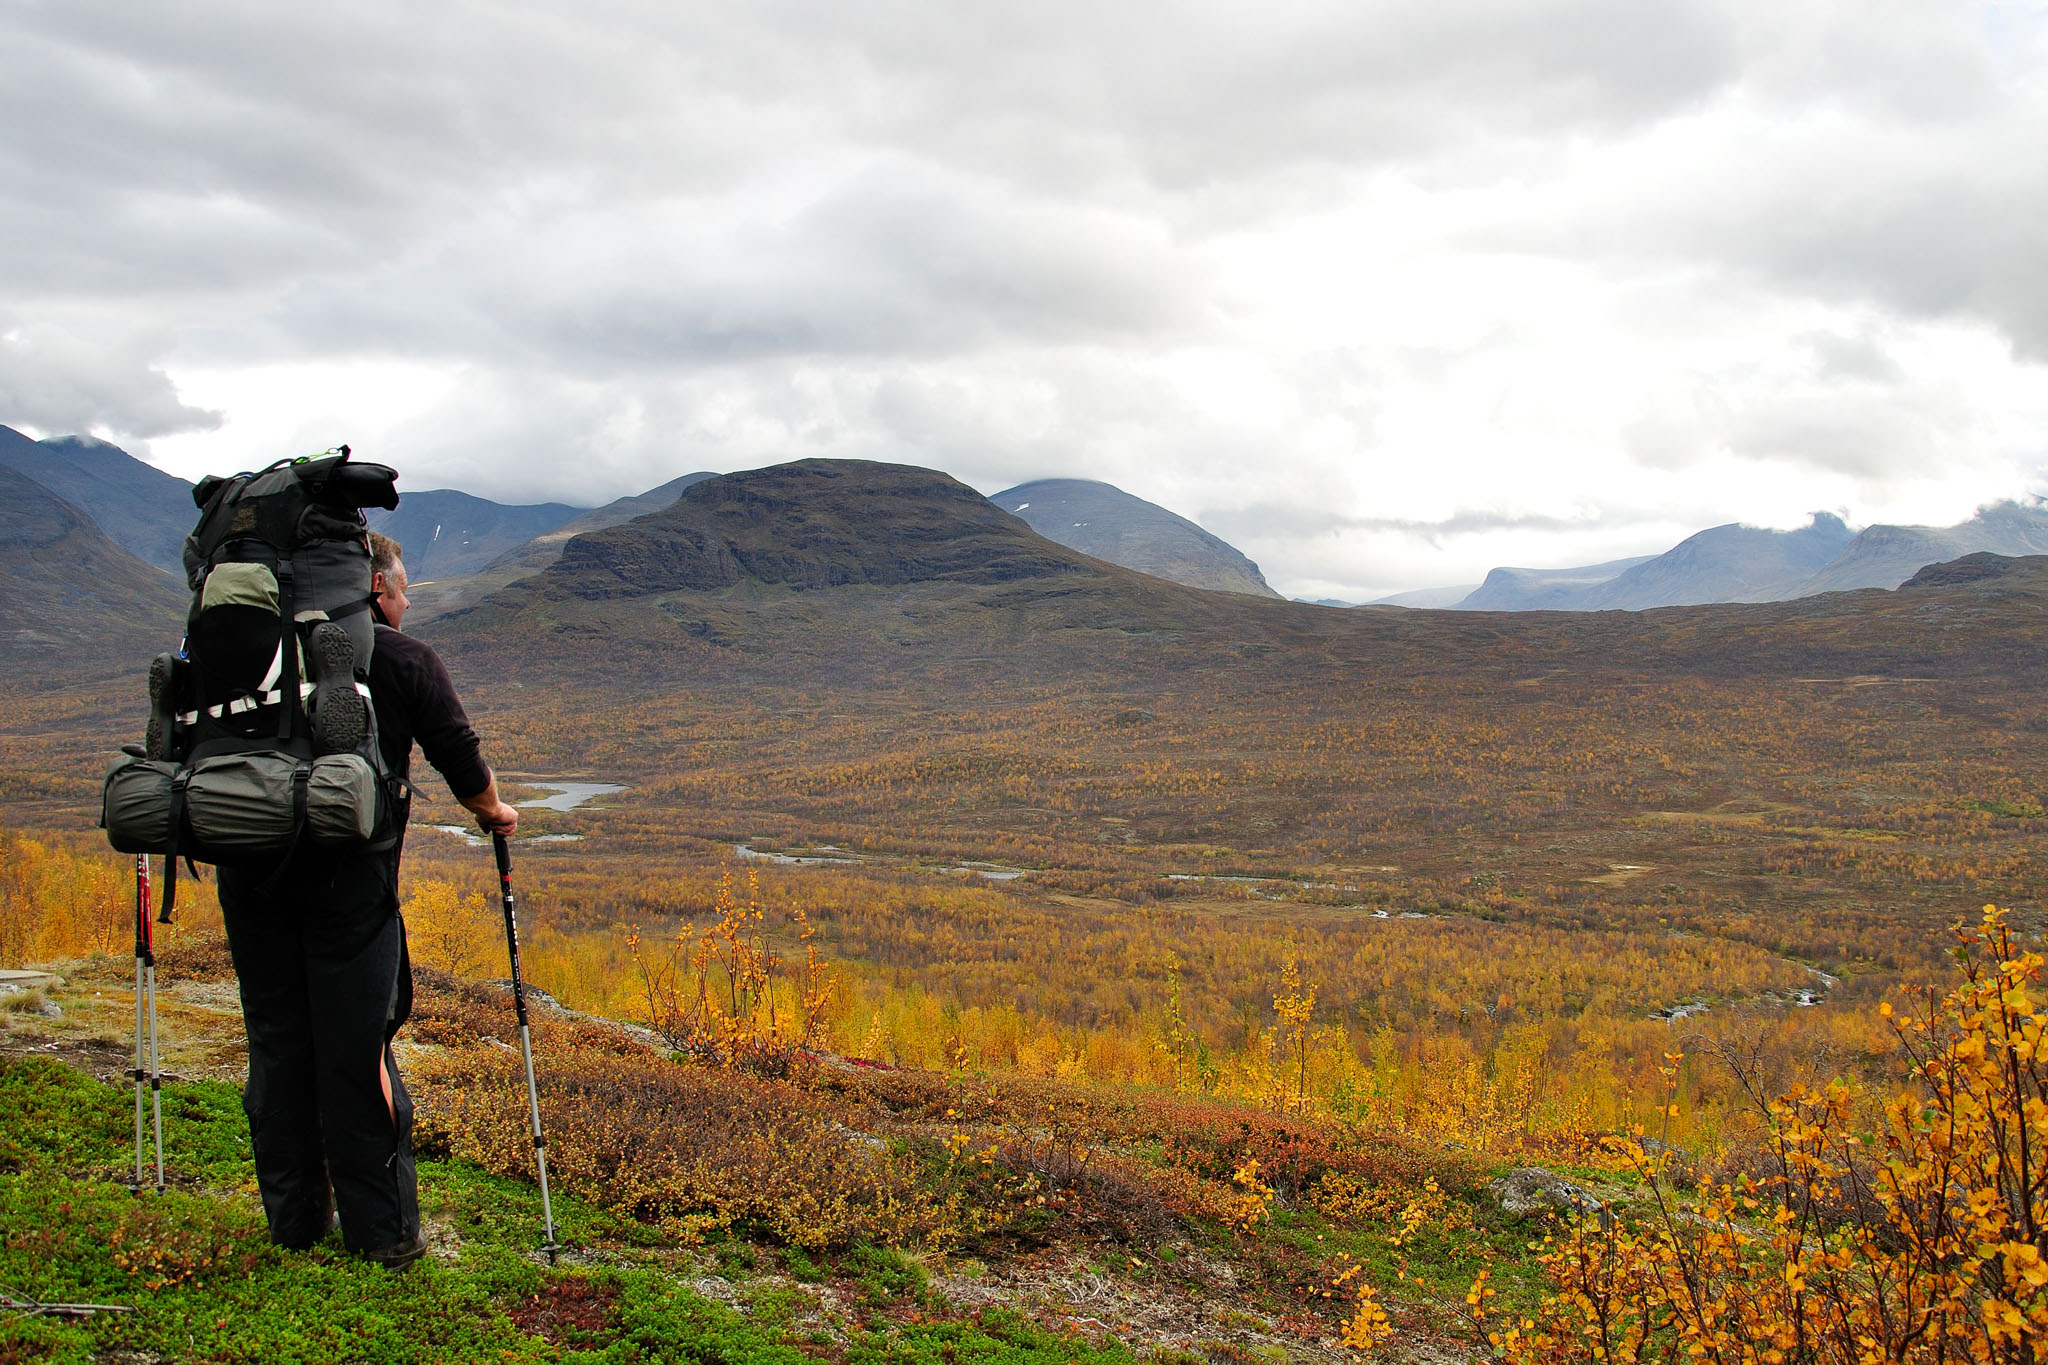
[102,757,177,854]
[305,754,380,844]
[181,754,304,853]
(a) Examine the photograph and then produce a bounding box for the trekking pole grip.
[493,831,512,885]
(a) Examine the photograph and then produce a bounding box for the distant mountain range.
[1397,505,2048,612]
[6,423,2048,714]
[0,428,1284,624]
[8,421,2048,625]
[430,456,2048,707]
[990,479,1280,598]
[365,490,584,581]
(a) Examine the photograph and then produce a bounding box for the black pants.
[218,848,418,1254]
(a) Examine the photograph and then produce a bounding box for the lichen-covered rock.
[1489,1167,1605,1218]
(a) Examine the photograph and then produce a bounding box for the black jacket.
[370,621,490,802]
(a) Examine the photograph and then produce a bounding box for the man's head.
[368,532,409,631]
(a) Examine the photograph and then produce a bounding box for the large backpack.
[102,446,404,918]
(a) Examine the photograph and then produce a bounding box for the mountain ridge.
[0,425,196,574]
[539,459,1098,600]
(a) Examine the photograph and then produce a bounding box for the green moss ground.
[0,1057,1145,1364]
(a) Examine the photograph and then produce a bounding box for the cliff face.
[546,459,1098,598]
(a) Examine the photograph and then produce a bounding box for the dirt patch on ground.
[0,968,249,1085]
[0,1026,134,1083]
[911,1248,1475,1364]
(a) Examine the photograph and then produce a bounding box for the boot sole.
[307,622,366,754]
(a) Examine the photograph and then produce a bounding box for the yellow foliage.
[403,878,496,978]
[1327,1257,1397,1351]
[0,829,220,966]
[630,867,835,1073]
[1221,1155,1274,1234]
[1504,906,2048,1364]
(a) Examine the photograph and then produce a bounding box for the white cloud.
[0,319,220,439]
[2,0,2044,600]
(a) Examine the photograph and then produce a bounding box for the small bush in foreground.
[1500,907,2048,1364]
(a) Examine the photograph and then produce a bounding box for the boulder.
[1490,1167,1606,1218]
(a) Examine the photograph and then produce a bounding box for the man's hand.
[459,773,519,837]
[472,800,519,837]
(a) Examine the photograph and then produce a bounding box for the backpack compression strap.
[274,561,297,741]
[159,772,190,923]
[253,763,315,896]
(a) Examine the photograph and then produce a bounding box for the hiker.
[215,529,517,1268]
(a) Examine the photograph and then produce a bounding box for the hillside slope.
[0,426,195,574]
[0,463,184,673]
[552,471,720,539]
[992,479,1279,598]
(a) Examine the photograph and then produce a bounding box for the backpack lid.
[189,446,400,514]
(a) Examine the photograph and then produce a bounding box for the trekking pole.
[493,833,559,1261]
[130,852,164,1192]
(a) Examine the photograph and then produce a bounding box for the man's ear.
[370,570,386,595]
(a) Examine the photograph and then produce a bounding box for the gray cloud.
[262,162,1198,369]
[1702,138,2048,358]
[0,1,1754,307]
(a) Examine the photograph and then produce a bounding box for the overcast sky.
[4,1,2045,600]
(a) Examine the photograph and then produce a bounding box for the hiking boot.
[359,1231,427,1270]
[145,652,177,760]
[305,621,366,754]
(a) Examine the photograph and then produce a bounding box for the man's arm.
[377,628,517,835]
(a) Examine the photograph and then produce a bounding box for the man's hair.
[368,532,404,581]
